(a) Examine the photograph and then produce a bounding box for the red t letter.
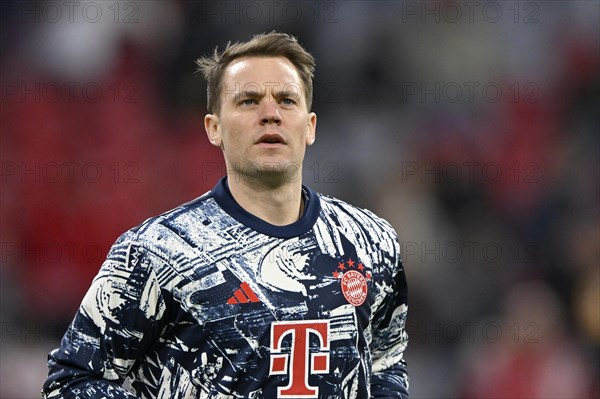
[270,320,330,398]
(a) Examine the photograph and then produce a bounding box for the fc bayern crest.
[332,258,371,306]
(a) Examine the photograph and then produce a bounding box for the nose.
[259,100,282,125]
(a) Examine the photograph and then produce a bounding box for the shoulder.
[110,189,217,259]
[315,192,403,277]
[316,192,399,242]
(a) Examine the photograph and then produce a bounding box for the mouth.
[256,133,286,145]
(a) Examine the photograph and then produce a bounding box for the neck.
[227,174,304,226]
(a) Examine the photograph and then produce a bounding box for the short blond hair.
[196,32,315,114]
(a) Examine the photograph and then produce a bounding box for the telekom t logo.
[269,320,330,398]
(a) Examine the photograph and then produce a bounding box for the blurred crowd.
[1,1,598,397]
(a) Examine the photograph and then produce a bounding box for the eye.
[239,98,258,106]
[281,98,296,106]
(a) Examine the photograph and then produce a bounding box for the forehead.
[223,56,303,91]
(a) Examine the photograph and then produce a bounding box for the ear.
[204,114,222,148]
[306,112,317,146]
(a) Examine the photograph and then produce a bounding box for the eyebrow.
[275,90,301,100]
[232,90,261,104]
[232,89,302,104]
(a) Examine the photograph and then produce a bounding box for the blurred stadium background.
[1,1,598,397]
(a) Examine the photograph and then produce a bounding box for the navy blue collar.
[211,176,320,239]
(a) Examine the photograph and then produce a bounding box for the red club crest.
[333,258,370,306]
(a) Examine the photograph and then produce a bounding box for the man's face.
[204,56,317,183]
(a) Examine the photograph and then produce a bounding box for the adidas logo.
[227,282,260,305]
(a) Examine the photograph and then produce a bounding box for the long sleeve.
[42,236,167,398]
[370,246,409,398]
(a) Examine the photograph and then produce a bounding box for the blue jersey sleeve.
[370,240,410,398]
[42,235,167,398]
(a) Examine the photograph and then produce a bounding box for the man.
[43,32,409,399]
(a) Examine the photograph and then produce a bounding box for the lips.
[256,133,286,145]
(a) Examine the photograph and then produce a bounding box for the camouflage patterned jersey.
[43,177,409,399]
